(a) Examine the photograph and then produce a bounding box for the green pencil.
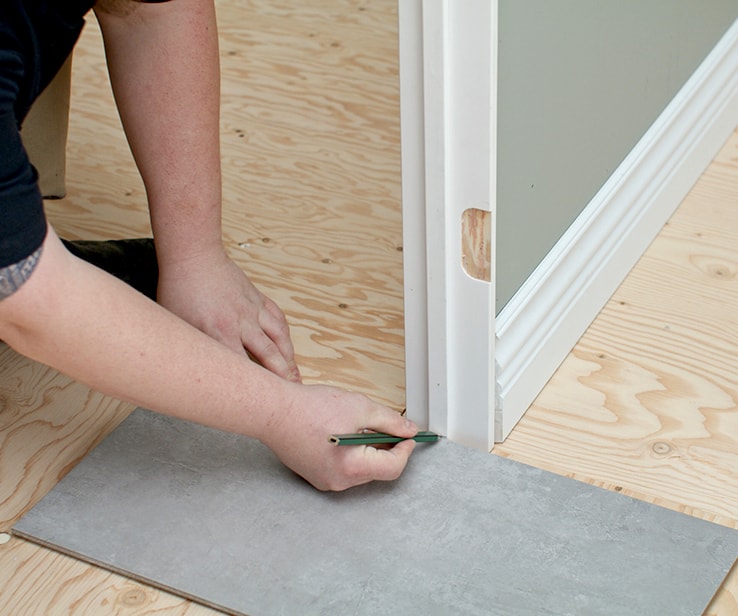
[329,430,441,446]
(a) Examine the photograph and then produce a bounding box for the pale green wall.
[496,0,738,313]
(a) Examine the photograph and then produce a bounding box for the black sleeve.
[0,43,47,269]
[0,1,97,268]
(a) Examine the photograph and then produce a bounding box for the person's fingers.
[267,385,421,491]
[327,409,418,489]
[363,405,418,439]
[199,317,248,358]
[233,294,299,381]
[353,439,417,484]
[257,298,300,378]
[241,325,299,381]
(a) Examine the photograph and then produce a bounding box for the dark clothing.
[62,237,159,300]
[0,0,95,268]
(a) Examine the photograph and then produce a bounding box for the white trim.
[399,0,429,430]
[495,17,738,441]
[400,0,498,450]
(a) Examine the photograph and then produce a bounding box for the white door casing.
[400,0,498,451]
[400,3,738,450]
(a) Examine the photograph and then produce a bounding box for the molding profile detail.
[495,18,738,441]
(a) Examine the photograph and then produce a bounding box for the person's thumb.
[365,407,418,438]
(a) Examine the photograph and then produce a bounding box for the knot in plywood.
[118,587,149,608]
[690,254,737,281]
[651,441,673,456]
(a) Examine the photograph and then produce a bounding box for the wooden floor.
[0,0,736,613]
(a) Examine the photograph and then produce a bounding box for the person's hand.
[156,247,301,382]
[263,383,419,491]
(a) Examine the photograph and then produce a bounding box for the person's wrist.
[155,237,228,277]
[253,377,302,448]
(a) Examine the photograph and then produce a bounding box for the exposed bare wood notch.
[461,208,492,282]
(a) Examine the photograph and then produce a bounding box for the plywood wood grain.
[4,0,738,611]
[0,536,216,615]
[0,345,132,532]
[45,0,405,407]
[216,0,404,401]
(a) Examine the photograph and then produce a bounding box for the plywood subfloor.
[1,0,738,613]
[45,0,406,407]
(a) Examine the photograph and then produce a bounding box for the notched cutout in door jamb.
[461,208,492,282]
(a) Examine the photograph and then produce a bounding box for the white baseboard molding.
[494,17,738,442]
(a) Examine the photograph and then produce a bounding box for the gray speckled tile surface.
[13,408,738,615]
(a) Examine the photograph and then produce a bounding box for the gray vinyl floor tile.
[13,409,738,615]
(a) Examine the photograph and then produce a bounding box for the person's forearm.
[0,231,419,491]
[95,0,223,266]
[95,0,301,380]
[0,229,288,439]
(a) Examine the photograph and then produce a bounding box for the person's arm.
[94,0,300,382]
[0,228,418,491]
